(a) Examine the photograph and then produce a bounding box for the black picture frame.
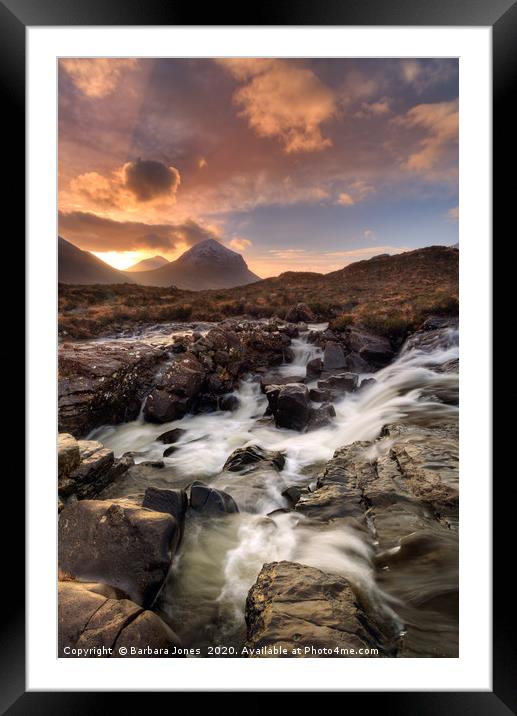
[4,0,506,710]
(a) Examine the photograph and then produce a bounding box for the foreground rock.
[59,581,181,657]
[58,434,133,502]
[189,482,239,516]
[343,328,394,368]
[223,445,285,473]
[244,562,386,657]
[266,383,310,431]
[59,340,167,438]
[59,500,179,607]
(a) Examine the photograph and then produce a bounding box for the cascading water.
[91,322,458,653]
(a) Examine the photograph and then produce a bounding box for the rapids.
[90,322,459,653]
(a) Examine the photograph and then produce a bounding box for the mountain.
[126,238,260,289]
[58,236,134,285]
[126,255,169,272]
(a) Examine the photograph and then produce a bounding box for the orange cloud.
[60,58,137,98]
[228,238,252,251]
[446,206,459,221]
[397,100,458,174]
[219,59,336,154]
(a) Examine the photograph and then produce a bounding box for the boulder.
[219,394,240,412]
[142,486,188,526]
[58,433,80,480]
[59,500,179,607]
[358,377,376,392]
[162,446,177,457]
[345,328,394,367]
[59,440,133,500]
[323,342,347,371]
[281,486,306,507]
[305,357,323,378]
[309,387,332,403]
[285,303,315,323]
[307,403,336,431]
[58,340,167,438]
[344,352,372,373]
[244,562,385,657]
[325,372,359,393]
[189,483,239,516]
[223,445,285,473]
[269,383,310,431]
[143,390,190,424]
[156,428,186,444]
[58,581,181,657]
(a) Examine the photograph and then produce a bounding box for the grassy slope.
[59,245,458,341]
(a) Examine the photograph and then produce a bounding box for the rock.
[307,402,336,431]
[261,373,305,390]
[143,354,206,423]
[162,446,177,457]
[143,390,190,424]
[281,486,306,507]
[60,440,133,500]
[345,328,394,367]
[58,581,181,657]
[285,303,315,323]
[358,377,376,391]
[244,562,385,657]
[323,342,347,371]
[59,340,167,438]
[309,387,332,403]
[190,483,239,516]
[194,393,219,413]
[295,483,364,524]
[156,428,186,444]
[270,383,311,431]
[344,352,372,373]
[305,357,323,378]
[58,433,80,480]
[59,500,179,607]
[317,372,358,397]
[223,445,285,473]
[219,394,240,412]
[142,486,188,525]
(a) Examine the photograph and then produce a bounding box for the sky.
[58,58,458,277]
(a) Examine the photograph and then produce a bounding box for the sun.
[91,251,148,270]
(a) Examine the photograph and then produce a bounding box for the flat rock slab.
[59,500,179,607]
[244,561,385,657]
[58,581,181,657]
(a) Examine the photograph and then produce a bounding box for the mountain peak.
[126,255,169,272]
[182,239,238,258]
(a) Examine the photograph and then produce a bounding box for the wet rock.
[219,394,240,412]
[358,377,376,391]
[190,483,239,516]
[223,444,286,473]
[281,486,307,507]
[285,303,315,323]
[162,446,177,457]
[59,500,179,607]
[309,387,332,403]
[261,373,306,391]
[59,439,133,500]
[194,393,219,413]
[317,372,358,395]
[306,357,323,378]
[322,342,347,371]
[156,428,186,444]
[142,486,188,525]
[143,354,206,424]
[58,581,181,657]
[59,340,167,438]
[244,562,385,657]
[344,328,394,368]
[344,352,372,373]
[295,483,365,524]
[58,433,80,480]
[143,391,190,424]
[307,402,336,431]
[268,383,310,431]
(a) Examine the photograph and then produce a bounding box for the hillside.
[58,237,135,285]
[59,245,458,339]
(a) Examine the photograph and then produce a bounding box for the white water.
[92,323,458,647]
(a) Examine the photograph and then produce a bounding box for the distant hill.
[126,255,169,272]
[58,237,134,285]
[125,238,260,289]
[59,245,458,340]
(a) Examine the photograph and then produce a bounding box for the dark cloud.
[123,159,181,201]
[58,211,217,252]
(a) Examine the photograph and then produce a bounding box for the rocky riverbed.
[58,309,459,658]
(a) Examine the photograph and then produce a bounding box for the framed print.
[3,0,509,709]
